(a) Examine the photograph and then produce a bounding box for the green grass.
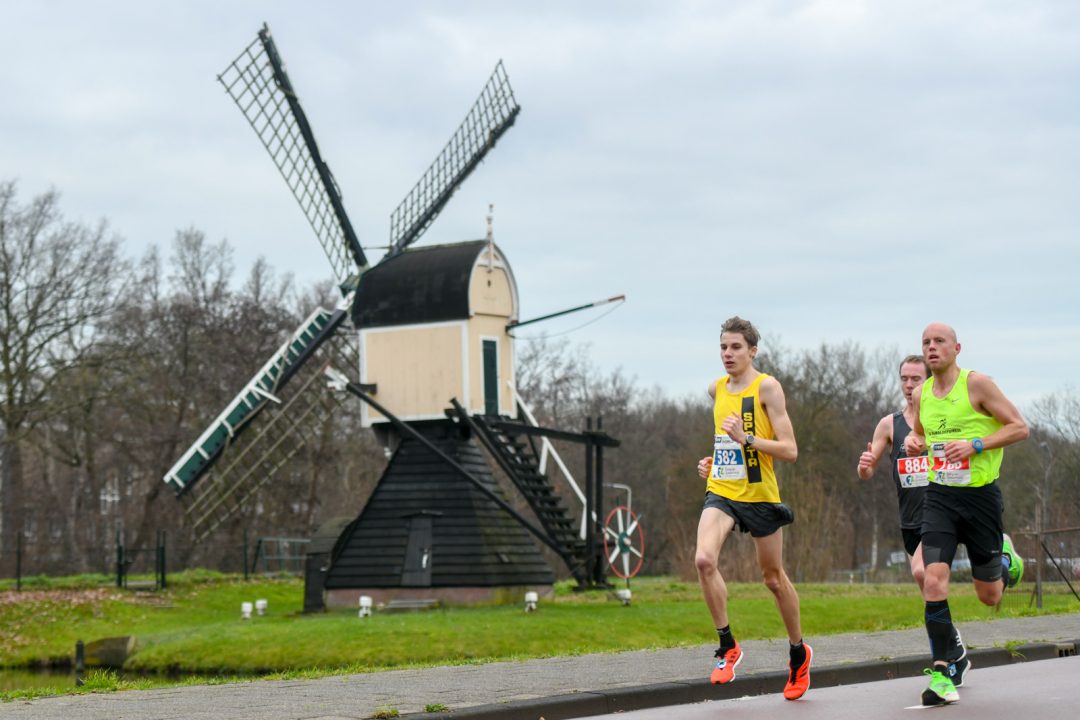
[0,572,1075,700]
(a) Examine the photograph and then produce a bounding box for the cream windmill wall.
[360,246,518,426]
[468,257,516,417]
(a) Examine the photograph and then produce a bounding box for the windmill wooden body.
[164,25,636,608]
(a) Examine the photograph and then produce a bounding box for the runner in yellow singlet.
[903,322,1029,706]
[693,316,811,701]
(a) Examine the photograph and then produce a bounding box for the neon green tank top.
[920,369,1003,487]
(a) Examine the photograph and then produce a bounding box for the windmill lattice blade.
[186,329,359,542]
[218,25,366,284]
[387,60,520,256]
[163,302,350,496]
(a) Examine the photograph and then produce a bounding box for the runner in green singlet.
[903,323,1029,706]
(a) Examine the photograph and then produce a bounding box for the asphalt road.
[577,654,1080,719]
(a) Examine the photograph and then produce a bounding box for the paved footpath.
[2,613,1078,720]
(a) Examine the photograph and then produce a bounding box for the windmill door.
[482,338,499,416]
[401,514,434,586]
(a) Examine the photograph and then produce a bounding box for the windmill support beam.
[507,294,626,332]
[330,372,579,570]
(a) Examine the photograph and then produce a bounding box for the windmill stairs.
[450,401,619,588]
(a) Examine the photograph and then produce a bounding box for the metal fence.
[248,535,309,576]
[1000,527,1080,611]
[0,528,312,591]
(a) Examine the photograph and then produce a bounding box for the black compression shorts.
[920,482,1004,582]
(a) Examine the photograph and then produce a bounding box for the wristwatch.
[971,438,984,454]
[744,434,755,448]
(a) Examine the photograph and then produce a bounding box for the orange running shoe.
[710,643,742,684]
[783,642,813,700]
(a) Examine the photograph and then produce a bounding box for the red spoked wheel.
[603,505,644,579]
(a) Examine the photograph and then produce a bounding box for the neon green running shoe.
[1002,533,1024,588]
[921,668,959,706]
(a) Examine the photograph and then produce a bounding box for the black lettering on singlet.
[741,396,762,484]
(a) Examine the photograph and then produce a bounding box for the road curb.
[410,639,1080,720]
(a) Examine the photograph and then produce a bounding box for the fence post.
[243,528,249,580]
[1035,505,1044,609]
[115,530,124,588]
[583,417,595,588]
[75,640,85,687]
[158,530,167,591]
[15,531,22,592]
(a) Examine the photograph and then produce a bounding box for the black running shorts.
[901,527,922,557]
[703,492,794,538]
[920,482,1004,581]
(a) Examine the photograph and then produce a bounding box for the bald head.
[923,322,957,343]
[922,322,961,373]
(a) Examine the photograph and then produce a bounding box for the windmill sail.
[164,301,351,497]
[387,61,520,257]
[218,24,367,285]
[182,330,359,542]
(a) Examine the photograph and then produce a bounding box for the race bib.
[710,434,747,481]
[895,455,929,488]
[930,442,972,486]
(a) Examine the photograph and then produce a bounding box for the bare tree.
[0,181,127,567]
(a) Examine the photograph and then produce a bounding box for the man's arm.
[858,414,892,480]
[942,372,1029,463]
[721,376,797,463]
[698,381,718,478]
[904,383,927,456]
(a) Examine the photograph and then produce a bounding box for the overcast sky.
[2,1,1077,410]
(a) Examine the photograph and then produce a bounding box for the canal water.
[0,667,78,692]
[0,667,247,694]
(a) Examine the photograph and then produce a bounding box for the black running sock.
[925,600,953,664]
[789,640,806,668]
[717,626,736,651]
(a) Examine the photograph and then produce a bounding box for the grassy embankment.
[0,570,1074,700]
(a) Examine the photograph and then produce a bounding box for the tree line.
[1,182,1077,581]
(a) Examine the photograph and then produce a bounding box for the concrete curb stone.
[411,639,1080,720]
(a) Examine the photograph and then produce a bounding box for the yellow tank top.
[708,373,781,503]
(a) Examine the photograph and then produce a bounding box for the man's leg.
[754,529,801,643]
[973,578,1003,606]
[913,540,966,680]
[921,555,954,649]
[695,507,736,628]
[969,484,1012,606]
[755,529,812,700]
[919,488,962,705]
[695,507,741,684]
[908,542,926,592]
[921,556,960,705]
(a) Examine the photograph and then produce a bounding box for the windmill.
[164,24,640,606]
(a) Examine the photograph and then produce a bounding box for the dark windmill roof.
[325,422,555,589]
[353,240,512,329]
